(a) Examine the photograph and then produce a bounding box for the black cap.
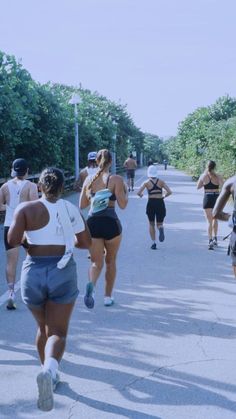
[11,158,28,177]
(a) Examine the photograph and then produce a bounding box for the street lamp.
[111,120,117,174]
[69,93,82,179]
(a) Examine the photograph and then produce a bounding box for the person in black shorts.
[137,165,172,249]
[123,154,137,192]
[197,160,223,250]
[80,149,128,307]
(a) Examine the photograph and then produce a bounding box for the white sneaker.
[104,296,114,306]
[6,290,16,310]
[37,371,54,411]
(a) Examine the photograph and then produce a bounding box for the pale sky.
[1,0,236,136]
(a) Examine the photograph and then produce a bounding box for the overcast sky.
[1,0,236,136]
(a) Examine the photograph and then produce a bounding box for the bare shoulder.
[110,174,124,183]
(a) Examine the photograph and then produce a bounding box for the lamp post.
[111,121,117,174]
[69,93,81,179]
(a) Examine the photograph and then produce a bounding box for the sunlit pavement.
[1,166,236,419]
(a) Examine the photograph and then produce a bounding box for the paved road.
[0,166,236,419]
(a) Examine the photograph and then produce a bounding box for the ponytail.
[86,149,112,197]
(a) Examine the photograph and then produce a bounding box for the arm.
[29,183,39,201]
[123,160,127,168]
[8,206,26,247]
[74,170,87,192]
[196,175,204,189]
[0,185,6,211]
[161,181,172,198]
[75,218,91,249]
[212,179,232,221]
[114,176,128,209]
[137,182,147,197]
[79,177,90,210]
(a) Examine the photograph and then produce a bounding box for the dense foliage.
[0,51,144,178]
[163,95,236,178]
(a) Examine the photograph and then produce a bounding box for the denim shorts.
[21,255,79,309]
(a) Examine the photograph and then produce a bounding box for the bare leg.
[30,300,76,364]
[149,221,156,241]
[204,209,213,239]
[104,234,122,297]
[89,238,105,285]
[212,218,218,237]
[233,266,236,278]
[6,247,19,288]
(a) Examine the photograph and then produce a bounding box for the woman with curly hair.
[8,167,91,411]
[80,149,128,308]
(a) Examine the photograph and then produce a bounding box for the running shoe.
[52,372,60,391]
[151,243,157,250]
[104,296,114,306]
[6,291,16,310]
[212,237,218,247]
[208,240,214,250]
[84,282,95,309]
[159,227,165,242]
[37,371,54,411]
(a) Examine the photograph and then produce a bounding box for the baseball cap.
[87,151,97,161]
[11,158,28,177]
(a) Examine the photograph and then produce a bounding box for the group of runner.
[0,153,235,411]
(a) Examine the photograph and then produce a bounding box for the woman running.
[80,149,128,308]
[8,168,91,411]
[197,160,223,250]
[137,165,172,249]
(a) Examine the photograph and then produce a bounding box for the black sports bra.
[90,175,116,201]
[204,175,219,190]
[148,179,162,195]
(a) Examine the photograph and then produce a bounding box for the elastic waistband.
[204,192,219,195]
[25,255,62,263]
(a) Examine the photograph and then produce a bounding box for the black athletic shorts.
[146,199,166,223]
[203,193,219,209]
[87,215,122,240]
[4,226,14,251]
[127,169,135,179]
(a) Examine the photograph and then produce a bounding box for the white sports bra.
[25,198,84,245]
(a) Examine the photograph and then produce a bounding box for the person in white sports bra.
[8,167,91,412]
[0,158,38,309]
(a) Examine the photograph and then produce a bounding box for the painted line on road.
[0,280,21,306]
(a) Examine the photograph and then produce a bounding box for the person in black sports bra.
[137,165,172,249]
[80,149,128,308]
[197,160,223,250]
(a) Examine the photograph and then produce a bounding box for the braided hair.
[39,167,64,197]
[86,149,112,197]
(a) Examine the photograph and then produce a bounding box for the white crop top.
[24,198,84,245]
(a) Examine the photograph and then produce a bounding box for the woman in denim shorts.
[8,168,91,411]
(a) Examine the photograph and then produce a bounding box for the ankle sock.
[43,357,59,380]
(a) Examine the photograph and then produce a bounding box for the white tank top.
[86,167,98,176]
[25,198,84,245]
[4,179,28,226]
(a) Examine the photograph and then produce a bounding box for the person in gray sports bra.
[8,168,91,411]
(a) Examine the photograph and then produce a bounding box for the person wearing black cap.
[73,151,98,193]
[0,158,38,309]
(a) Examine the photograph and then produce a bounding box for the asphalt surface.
[0,166,236,419]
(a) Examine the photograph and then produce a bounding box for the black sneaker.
[151,243,157,250]
[208,240,214,250]
[159,227,165,242]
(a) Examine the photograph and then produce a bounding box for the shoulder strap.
[106,175,111,188]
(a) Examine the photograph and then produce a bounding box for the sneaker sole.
[104,299,114,307]
[37,371,54,411]
[84,282,95,309]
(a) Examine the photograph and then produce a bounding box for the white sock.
[43,357,59,379]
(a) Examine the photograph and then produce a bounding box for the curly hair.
[39,167,64,197]
[86,149,112,195]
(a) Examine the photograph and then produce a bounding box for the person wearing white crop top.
[8,167,91,411]
[0,158,38,310]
